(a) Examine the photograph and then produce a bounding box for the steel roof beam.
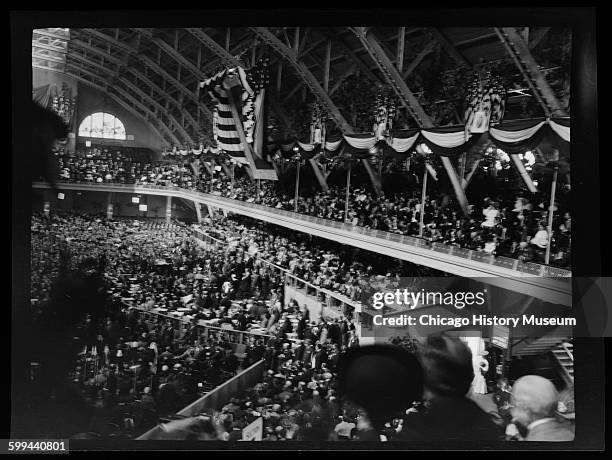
[429,28,471,67]
[185,28,242,69]
[250,27,353,133]
[352,27,433,128]
[495,27,567,117]
[67,48,200,143]
[76,29,213,125]
[66,64,176,146]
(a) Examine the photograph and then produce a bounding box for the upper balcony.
[32,181,572,307]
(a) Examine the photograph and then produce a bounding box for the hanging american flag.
[464,71,506,139]
[201,67,255,165]
[200,65,277,180]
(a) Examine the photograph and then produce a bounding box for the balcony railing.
[38,181,572,279]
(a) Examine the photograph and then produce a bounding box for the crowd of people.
[53,151,571,268]
[195,215,440,305]
[29,212,366,438]
[29,210,574,442]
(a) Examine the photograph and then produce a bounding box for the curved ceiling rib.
[67,63,181,145]
[77,29,213,135]
[67,67,176,146]
[70,37,204,139]
[184,28,293,132]
[58,27,569,147]
[249,27,354,133]
[66,47,194,144]
[185,28,244,69]
[352,27,434,129]
[69,34,202,143]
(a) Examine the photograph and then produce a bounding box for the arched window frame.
[78,112,127,140]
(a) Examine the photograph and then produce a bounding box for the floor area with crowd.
[28,211,574,442]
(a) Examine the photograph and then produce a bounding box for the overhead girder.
[131,28,204,83]
[402,40,438,78]
[67,63,181,146]
[494,27,567,117]
[428,28,472,67]
[69,40,203,142]
[77,28,214,129]
[66,64,177,146]
[250,27,353,134]
[68,71,168,145]
[351,27,471,215]
[183,28,294,134]
[110,84,182,146]
[172,29,255,93]
[352,27,433,129]
[528,27,551,50]
[67,44,197,144]
[117,76,195,144]
[185,28,244,69]
[318,28,381,84]
[69,37,126,66]
[123,67,203,140]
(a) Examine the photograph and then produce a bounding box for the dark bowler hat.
[336,345,423,430]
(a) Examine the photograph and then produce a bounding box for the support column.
[107,192,114,219]
[271,158,281,178]
[193,200,202,223]
[294,159,301,212]
[344,165,352,223]
[308,158,330,192]
[545,164,559,265]
[361,159,382,195]
[510,154,538,193]
[463,159,482,190]
[221,163,233,178]
[419,166,428,238]
[165,195,172,223]
[43,201,50,217]
[440,156,470,216]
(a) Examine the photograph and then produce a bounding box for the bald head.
[511,375,559,424]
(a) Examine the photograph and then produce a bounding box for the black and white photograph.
[10,8,605,452]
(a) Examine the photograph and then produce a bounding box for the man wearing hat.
[311,344,328,371]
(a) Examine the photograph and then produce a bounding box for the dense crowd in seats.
[53,153,570,268]
[194,215,440,305]
[29,211,574,441]
[29,212,365,437]
[212,176,571,268]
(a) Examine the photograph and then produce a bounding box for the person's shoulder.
[527,420,575,441]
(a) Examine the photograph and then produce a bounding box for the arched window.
[78,112,126,140]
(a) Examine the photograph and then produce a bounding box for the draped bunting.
[274,118,570,160]
[297,141,316,152]
[343,134,377,150]
[324,139,343,152]
[549,119,570,142]
[489,121,546,143]
[387,133,419,153]
[421,129,469,149]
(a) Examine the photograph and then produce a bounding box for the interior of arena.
[23,24,578,443]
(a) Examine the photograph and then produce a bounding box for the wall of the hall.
[75,85,166,153]
[32,189,198,222]
[32,68,166,154]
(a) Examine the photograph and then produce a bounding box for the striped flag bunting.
[201,67,277,180]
